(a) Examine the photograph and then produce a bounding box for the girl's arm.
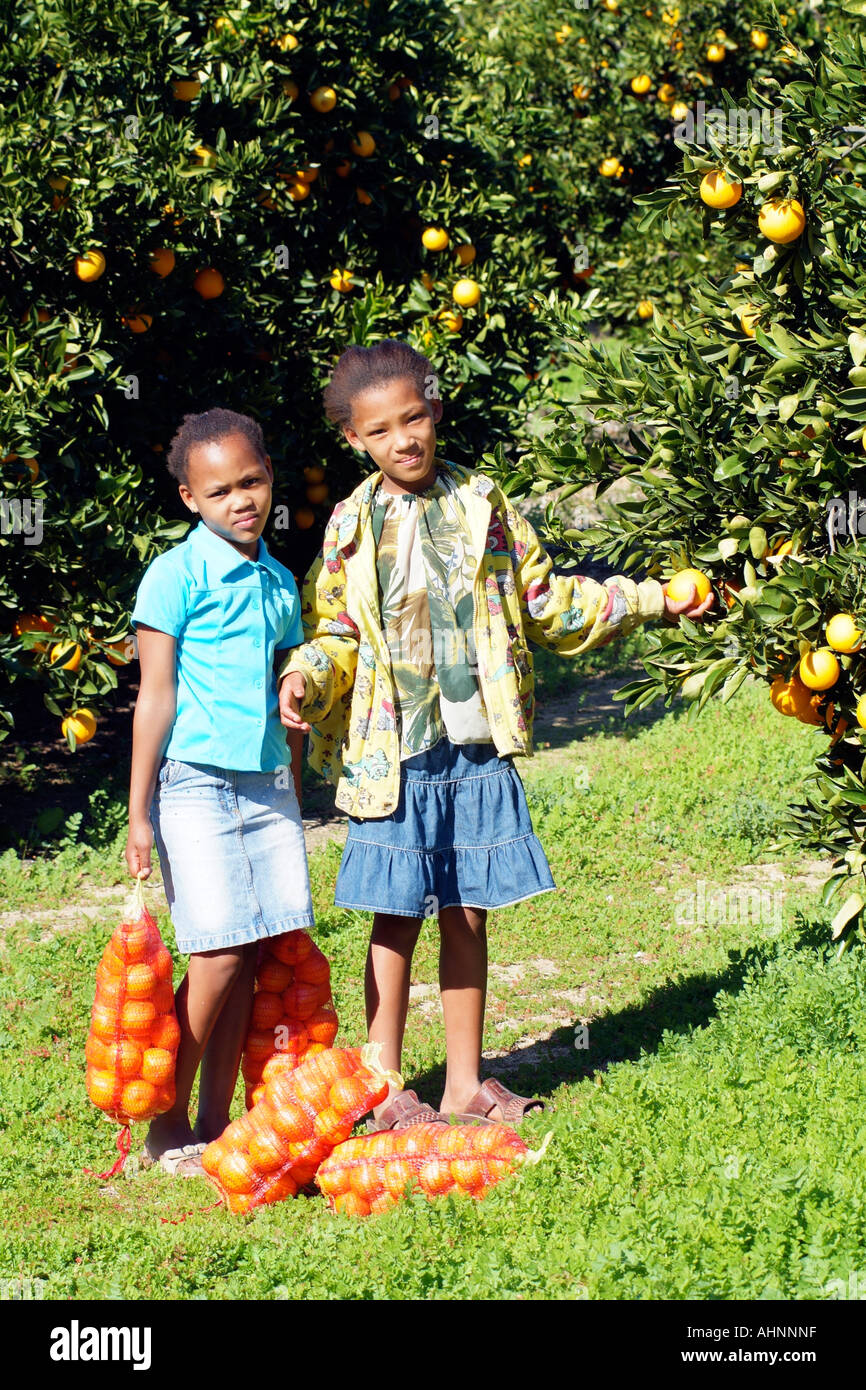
[505,502,711,657]
[277,548,360,723]
[125,625,177,879]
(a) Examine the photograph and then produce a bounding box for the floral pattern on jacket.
[279,460,665,819]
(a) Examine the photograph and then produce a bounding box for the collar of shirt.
[187,521,283,581]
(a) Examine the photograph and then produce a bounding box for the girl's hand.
[279,671,311,733]
[661,581,715,624]
[126,819,154,879]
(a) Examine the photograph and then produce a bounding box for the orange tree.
[456,0,830,331]
[0,0,561,745]
[507,16,866,946]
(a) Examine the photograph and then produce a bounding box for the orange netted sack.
[241,931,338,1109]
[84,877,179,1175]
[202,1044,401,1214]
[317,1122,552,1217]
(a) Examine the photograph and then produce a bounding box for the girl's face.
[179,433,273,558]
[343,377,443,495]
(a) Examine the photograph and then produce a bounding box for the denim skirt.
[334,741,555,917]
[150,759,315,953]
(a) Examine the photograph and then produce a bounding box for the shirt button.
[252,599,260,611]
[255,679,263,689]
[253,638,261,648]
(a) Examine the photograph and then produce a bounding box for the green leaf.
[830,892,864,940]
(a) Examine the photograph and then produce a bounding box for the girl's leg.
[437,905,489,1117]
[194,940,259,1142]
[365,911,422,1119]
[144,944,250,1157]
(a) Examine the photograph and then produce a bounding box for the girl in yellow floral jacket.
[279,340,711,1129]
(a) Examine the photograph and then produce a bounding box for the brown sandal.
[367,1089,446,1132]
[447,1078,545,1126]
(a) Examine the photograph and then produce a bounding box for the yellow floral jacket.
[279,460,665,819]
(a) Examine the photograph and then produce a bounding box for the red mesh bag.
[241,931,338,1109]
[202,1044,401,1214]
[84,878,179,1175]
[317,1122,553,1217]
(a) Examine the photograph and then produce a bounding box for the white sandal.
[141,1142,207,1176]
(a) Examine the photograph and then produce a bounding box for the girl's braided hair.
[323,340,436,429]
[166,408,267,485]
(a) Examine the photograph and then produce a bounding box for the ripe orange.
[105,1040,143,1080]
[265,1020,308,1065]
[153,945,173,982]
[455,244,476,265]
[89,1006,120,1045]
[202,1138,228,1177]
[282,982,321,1020]
[50,641,82,672]
[85,1035,109,1069]
[296,166,320,184]
[272,32,298,51]
[599,157,623,178]
[670,101,690,121]
[294,507,315,530]
[419,1158,454,1196]
[751,28,768,50]
[287,180,310,202]
[149,1014,181,1051]
[141,1047,174,1086]
[328,1075,369,1116]
[699,170,743,209]
[438,309,463,333]
[87,1069,120,1110]
[758,199,806,245]
[118,921,151,963]
[121,1078,158,1118]
[422,226,449,252]
[264,1171,298,1202]
[739,306,761,337]
[306,482,329,504]
[856,695,866,729]
[225,1191,256,1215]
[657,82,675,102]
[310,86,337,113]
[282,79,299,103]
[294,945,330,987]
[355,188,372,205]
[171,79,201,100]
[258,958,294,993]
[14,613,55,652]
[74,250,105,281]
[314,1105,343,1139]
[123,310,153,334]
[637,299,654,319]
[248,1126,286,1173]
[450,1156,486,1192]
[799,648,840,691]
[218,1151,257,1194]
[350,130,376,157]
[270,932,313,966]
[666,568,711,604]
[62,707,97,745]
[334,1191,370,1217]
[270,1098,314,1142]
[630,74,652,95]
[706,43,725,62]
[124,962,156,998]
[121,999,157,1038]
[251,991,284,1031]
[825,614,862,653]
[329,269,353,292]
[245,1030,277,1065]
[306,1007,338,1046]
[192,268,225,299]
[293,1066,331,1111]
[452,278,480,308]
[222,1115,255,1148]
[303,465,325,483]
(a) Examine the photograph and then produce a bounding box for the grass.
[1,677,863,1299]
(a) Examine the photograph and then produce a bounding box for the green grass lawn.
[1,678,864,1299]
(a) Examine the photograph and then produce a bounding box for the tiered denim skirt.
[334,741,555,917]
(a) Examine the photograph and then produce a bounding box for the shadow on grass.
[404,916,829,1109]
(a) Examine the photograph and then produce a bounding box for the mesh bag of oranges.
[203,1044,400,1214]
[84,876,179,1175]
[241,930,338,1109]
[317,1122,553,1217]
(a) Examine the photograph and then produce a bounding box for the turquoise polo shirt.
[131,522,303,772]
